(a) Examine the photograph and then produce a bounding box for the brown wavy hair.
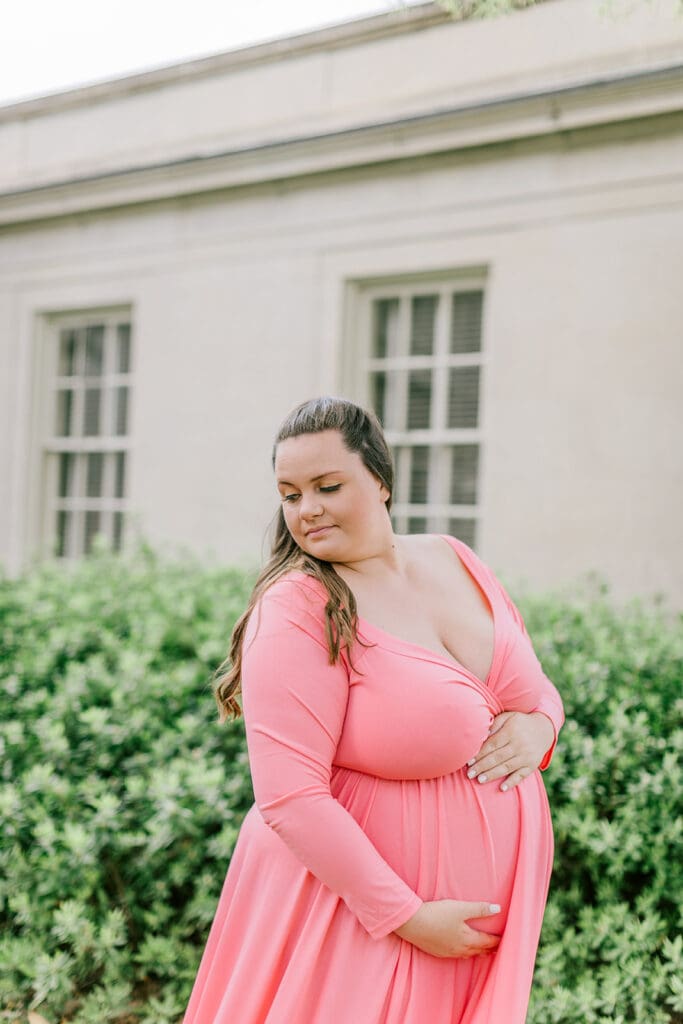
[213,395,394,721]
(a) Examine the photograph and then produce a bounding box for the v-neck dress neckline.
[354,533,500,690]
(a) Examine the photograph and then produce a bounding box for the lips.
[306,526,334,537]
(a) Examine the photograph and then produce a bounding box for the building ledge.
[0,3,449,122]
[0,60,681,227]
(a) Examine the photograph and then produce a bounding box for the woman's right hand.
[393,899,502,958]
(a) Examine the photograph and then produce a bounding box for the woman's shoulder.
[265,569,327,597]
[258,570,329,618]
[244,571,330,650]
[401,532,489,577]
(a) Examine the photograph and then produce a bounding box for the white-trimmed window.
[357,277,486,549]
[42,310,133,558]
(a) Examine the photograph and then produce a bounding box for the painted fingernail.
[467,769,476,779]
[466,758,475,766]
[489,904,501,913]
[501,783,508,792]
[478,774,488,784]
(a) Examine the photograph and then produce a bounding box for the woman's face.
[274,429,391,563]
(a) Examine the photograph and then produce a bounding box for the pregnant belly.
[331,765,534,934]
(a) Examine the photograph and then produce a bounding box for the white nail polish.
[467,769,476,779]
[478,774,487,784]
[489,904,501,914]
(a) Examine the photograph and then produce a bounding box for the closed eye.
[281,483,341,503]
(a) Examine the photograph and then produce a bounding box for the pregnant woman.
[183,396,564,1024]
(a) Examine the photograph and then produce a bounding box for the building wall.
[1,0,682,603]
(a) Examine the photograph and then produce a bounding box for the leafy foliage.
[0,543,254,1023]
[522,584,683,1023]
[0,545,681,1022]
[433,0,683,21]
[435,0,543,18]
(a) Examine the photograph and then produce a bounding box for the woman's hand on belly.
[465,710,556,791]
[393,900,502,958]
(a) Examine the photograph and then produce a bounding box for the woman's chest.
[335,645,496,780]
[334,630,551,781]
[349,586,495,684]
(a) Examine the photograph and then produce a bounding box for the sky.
[1,0,424,107]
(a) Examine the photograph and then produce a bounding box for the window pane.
[84,510,101,554]
[85,326,105,376]
[450,446,479,505]
[86,453,104,497]
[55,390,74,436]
[58,330,79,376]
[373,299,399,358]
[114,387,129,435]
[409,446,429,503]
[448,517,477,549]
[447,367,479,428]
[56,510,71,557]
[370,374,387,421]
[114,452,126,498]
[83,388,101,436]
[113,511,124,551]
[407,370,431,429]
[391,513,407,534]
[451,291,483,353]
[389,446,399,488]
[117,324,131,373]
[58,453,75,497]
[410,295,437,356]
[407,517,427,534]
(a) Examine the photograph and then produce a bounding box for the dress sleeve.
[491,575,565,771]
[239,575,423,940]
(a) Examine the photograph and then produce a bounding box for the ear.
[379,481,390,504]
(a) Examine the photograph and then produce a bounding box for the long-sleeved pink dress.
[183,535,564,1024]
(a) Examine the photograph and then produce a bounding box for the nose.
[299,492,324,520]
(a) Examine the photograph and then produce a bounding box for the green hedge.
[0,545,681,1023]
[522,586,683,1024]
[0,544,255,1024]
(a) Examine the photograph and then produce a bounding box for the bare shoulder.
[398,533,464,589]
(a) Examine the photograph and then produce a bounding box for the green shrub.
[0,548,681,1022]
[0,543,255,1023]
[523,585,683,1024]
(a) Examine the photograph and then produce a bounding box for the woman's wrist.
[528,711,556,748]
[393,902,426,941]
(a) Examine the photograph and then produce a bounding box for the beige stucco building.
[1,0,681,604]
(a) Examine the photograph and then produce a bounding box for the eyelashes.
[282,484,342,503]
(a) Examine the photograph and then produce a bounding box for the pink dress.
[183,535,564,1024]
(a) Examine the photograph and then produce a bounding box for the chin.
[301,532,342,558]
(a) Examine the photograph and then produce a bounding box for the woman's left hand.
[466,711,555,792]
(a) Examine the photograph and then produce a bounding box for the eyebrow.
[276,470,344,486]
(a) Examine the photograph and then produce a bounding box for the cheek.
[282,506,300,534]
[278,502,292,526]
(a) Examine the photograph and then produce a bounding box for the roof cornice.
[0,3,448,123]
[0,59,681,228]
